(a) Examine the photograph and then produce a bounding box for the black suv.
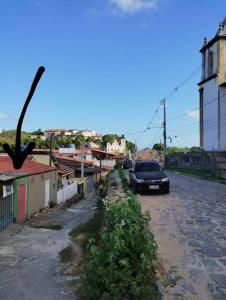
[129,160,169,194]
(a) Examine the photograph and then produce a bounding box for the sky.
[0,0,225,149]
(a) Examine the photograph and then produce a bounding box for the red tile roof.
[55,155,93,165]
[91,148,117,157]
[0,156,56,177]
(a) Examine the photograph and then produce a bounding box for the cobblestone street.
[139,171,226,300]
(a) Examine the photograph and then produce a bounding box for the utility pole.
[49,133,54,167]
[163,98,167,157]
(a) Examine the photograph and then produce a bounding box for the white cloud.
[0,112,9,120]
[110,0,158,14]
[186,109,199,119]
[0,112,17,121]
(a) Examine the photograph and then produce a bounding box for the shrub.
[78,191,159,300]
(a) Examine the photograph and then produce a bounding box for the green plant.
[59,245,74,263]
[78,191,159,300]
[117,168,129,192]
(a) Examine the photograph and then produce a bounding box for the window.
[135,162,160,172]
[3,185,14,197]
[208,51,213,76]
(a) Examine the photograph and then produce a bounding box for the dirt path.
[0,190,97,300]
[138,171,226,300]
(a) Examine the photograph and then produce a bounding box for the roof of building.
[91,148,117,157]
[0,156,56,180]
[58,164,74,176]
[200,18,226,53]
[55,155,93,165]
[45,129,67,133]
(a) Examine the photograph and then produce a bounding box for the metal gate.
[0,194,14,231]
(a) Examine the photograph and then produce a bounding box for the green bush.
[78,191,159,300]
[117,168,129,192]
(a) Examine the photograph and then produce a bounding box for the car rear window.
[135,162,160,172]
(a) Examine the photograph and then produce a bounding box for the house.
[199,18,226,151]
[106,135,127,155]
[77,129,102,140]
[0,156,57,226]
[44,129,67,140]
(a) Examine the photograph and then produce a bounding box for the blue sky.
[0,0,225,149]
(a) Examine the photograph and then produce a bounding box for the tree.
[102,134,119,146]
[190,146,202,152]
[126,140,137,154]
[153,143,164,151]
[32,128,43,135]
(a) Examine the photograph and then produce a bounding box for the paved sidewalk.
[0,191,97,300]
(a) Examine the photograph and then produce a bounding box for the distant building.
[106,135,127,155]
[78,129,102,140]
[199,18,226,151]
[44,129,67,140]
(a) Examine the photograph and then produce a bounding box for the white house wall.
[204,43,218,78]
[57,182,78,204]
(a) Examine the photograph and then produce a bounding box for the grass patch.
[31,224,63,230]
[117,167,130,192]
[59,245,74,263]
[69,175,108,244]
[167,166,226,184]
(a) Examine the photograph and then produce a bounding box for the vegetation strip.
[167,167,226,184]
[60,170,160,299]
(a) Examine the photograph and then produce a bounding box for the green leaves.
[79,192,159,300]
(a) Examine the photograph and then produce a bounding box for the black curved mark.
[3,66,45,169]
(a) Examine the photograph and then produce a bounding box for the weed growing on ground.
[59,245,74,263]
[78,191,159,300]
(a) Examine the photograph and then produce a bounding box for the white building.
[199,18,226,151]
[79,129,102,139]
[106,135,127,155]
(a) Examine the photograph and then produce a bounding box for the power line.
[131,65,201,145]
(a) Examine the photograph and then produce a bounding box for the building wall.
[106,139,126,154]
[202,79,219,151]
[27,170,57,218]
[219,87,226,150]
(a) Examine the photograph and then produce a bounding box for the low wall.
[166,151,226,178]
[57,182,78,204]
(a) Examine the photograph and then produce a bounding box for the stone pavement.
[138,171,226,300]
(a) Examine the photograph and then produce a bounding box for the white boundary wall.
[57,182,78,204]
